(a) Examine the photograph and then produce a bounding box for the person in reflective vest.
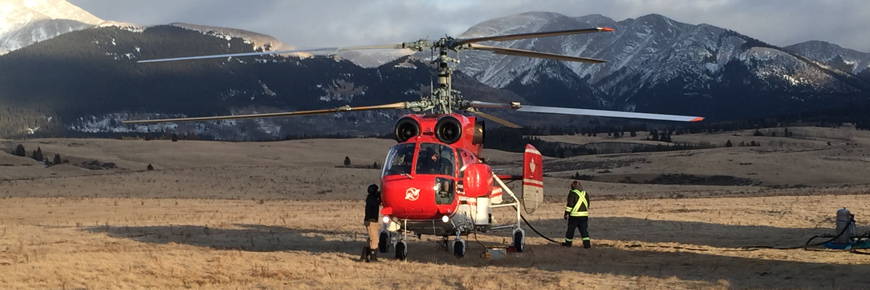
[563,180,591,248]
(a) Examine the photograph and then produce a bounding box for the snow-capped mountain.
[456,12,870,119]
[0,0,104,54]
[785,40,870,79]
[0,0,296,56]
[169,22,295,53]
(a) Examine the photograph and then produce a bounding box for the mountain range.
[456,12,870,120]
[1,1,869,139]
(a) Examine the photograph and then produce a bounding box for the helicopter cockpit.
[382,142,456,177]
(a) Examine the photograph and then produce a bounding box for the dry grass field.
[2,127,870,289]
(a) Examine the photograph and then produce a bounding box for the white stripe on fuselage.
[523,178,543,187]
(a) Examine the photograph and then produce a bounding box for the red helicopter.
[126,27,703,260]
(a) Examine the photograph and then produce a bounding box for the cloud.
[68,0,870,52]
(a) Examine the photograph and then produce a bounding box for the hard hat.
[367,184,379,195]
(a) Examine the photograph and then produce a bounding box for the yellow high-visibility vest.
[565,189,588,217]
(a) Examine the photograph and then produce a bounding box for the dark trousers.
[565,216,589,242]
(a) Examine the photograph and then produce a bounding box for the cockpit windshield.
[382,143,456,177]
[416,143,455,176]
[382,143,416,177]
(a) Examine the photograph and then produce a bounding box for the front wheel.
[513,230,524,253]
[378,232,390,253]
[453,241,465,258]
[395,241,407,261]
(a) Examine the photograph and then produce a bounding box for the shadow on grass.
[520,216,864,248]
[84,218,870,289]
[84,223,368,255]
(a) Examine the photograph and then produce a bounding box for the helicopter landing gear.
[453,240,466,258]
[395,240,407,261]
[394,220,408,261]
[512,228,525,253]
[452,229,466,258]
[440,236,450,252]
[378,230,390,253]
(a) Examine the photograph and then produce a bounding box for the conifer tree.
[13,144,26,157]
[31,147,44,161]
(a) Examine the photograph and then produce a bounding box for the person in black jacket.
[563,180,591,248]
[362,184,382,262]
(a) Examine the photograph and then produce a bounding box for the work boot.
[583,240,591,249]
[368,249,378,262]
[561,242,572,247]
[361,247,370,262]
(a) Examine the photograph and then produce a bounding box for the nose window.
[434,177,455,205]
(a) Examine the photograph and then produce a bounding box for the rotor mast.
[398,37,465,115]
[431,37,462,115]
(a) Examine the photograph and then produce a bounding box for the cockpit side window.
[416,143,456,176]
[457,149,466,179]
[382,143,416,177]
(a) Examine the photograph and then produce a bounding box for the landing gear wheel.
[513,230,525,253]
[378,232,390,253]
[395,241,407,261]
[453,241,465,258]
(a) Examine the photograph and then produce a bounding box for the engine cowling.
[394,117,420,142]
[435,116,462,144]
[472,120,485,145]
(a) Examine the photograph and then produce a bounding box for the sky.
[67,0,870,53]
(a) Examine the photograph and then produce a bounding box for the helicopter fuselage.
[379,113,494,225]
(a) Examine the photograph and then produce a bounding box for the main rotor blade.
[456,27,613,45]
[471,111,522,128]
[123,102,409,124]
[518,105,704,122]
[468,43,606,63]
[138,43,407,63]
[470,101,703,122]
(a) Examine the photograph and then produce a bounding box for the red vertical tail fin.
[522,144,544,214]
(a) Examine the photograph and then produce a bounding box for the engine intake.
[435,116,462,144]
[394,117,420,142]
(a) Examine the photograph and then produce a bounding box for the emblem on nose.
[405,187,420,201]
